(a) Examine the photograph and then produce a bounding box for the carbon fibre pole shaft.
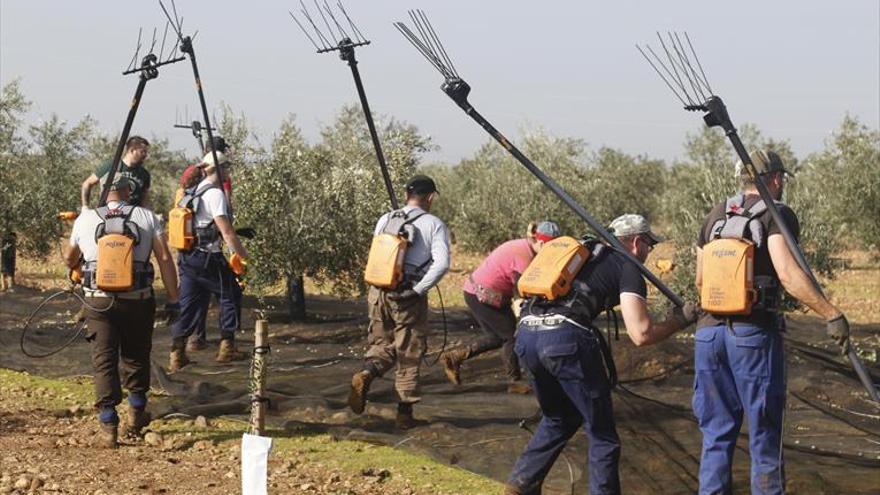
[98,64,153,207]
[181,37,226,191]
[443,80,684,308]
[704,96,880,403]
[342,45,399,209]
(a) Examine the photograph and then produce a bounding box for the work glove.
[668,302,700,329]
[162,302,181,326]
[826,314,850,347]
[387,289,421,302]
[229,253,247,277]
[68,268,83,286]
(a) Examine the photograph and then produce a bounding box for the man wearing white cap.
[506,214,698,495]
[441,221,562,394]
[169,151,249,370]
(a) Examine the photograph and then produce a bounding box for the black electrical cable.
[518,416,575,495]
[20,287,114,358]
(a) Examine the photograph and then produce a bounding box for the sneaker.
[215,339,247,363]
[347,370,373,415]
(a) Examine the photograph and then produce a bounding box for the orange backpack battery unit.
[92,206,139,292]
[364,209,426,289]
[168,184,214,251]
[518,236,590,301]
[700,194,769,315]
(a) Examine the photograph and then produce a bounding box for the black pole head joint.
[702,95,735,132]
[140,54,160,81]
[441,78,471,111]
[180,36,194,55]
[338,38,356,63]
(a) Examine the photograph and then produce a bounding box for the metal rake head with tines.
[122,23,186,77]
[290,0,369,60]
[636,32,736,131]
[393,10,471,108]
[158,0,200,54]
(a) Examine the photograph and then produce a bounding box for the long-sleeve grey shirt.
[374,205,451,295]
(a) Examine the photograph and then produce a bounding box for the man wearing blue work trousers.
[169,151,250,371]
[506,214,698,495]
[693,150,850,494]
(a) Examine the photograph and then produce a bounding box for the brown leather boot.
[121,406,151,438]
[168,338,191,373]
[507,381,532,394]
[348,370,375,414]
[503,484,526,495]
[186,339,208,353]
[440,348,469,385]
[96,423,118,449]
[216,339,247,363]
[394,403,426,430]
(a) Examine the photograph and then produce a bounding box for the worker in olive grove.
[63,176,180,448]
[174,136,232,352]
[440,221,561,394]
[0,231,16,291]
[692,150,851,495]
[169,151,249,371]
[81,136,152,209]
[505,214,698,495]
[348,175,451,430]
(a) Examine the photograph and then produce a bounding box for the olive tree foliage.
[426,130,667,253]
[234,105,430,296]
[0,80,100,256]
[663,123,842,301]
[801,116,880,251]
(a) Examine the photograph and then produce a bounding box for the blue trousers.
[508,321,620,495]
[693,323,786,495]
[172,251,242,342]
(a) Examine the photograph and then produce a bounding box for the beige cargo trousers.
[364,286,429,404]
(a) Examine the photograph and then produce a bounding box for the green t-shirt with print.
[95,160,151,206]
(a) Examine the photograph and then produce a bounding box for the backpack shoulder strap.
[713,194,767,247]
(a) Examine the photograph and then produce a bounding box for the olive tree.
[235,106,430,316]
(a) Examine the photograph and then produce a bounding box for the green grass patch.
[1,368,502,494]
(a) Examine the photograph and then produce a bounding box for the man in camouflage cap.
[506,214,698,495]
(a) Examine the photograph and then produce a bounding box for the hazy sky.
[2,1,878,164]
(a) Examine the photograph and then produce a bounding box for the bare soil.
[1,249,879,495]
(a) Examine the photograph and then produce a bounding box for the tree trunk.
[286,275,306,322]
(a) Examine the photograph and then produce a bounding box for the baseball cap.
[533,221,561,242]
[735,149,791,177]
[405,175,438,195]
[207,136,229,153]
[608,214,662,244]
[198,151,229,171]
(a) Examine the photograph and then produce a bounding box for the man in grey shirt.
[349,175,451,429]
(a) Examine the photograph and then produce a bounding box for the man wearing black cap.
[349,175,451,429]
[693,149,850,494]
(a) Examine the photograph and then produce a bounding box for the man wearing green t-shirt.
[81,136,152,209]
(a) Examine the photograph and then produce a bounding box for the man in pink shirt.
[441,221,561,393]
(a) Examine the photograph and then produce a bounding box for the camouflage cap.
[735,149,790,177]
[608,214,662,244]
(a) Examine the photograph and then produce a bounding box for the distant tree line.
[2,79,877,303]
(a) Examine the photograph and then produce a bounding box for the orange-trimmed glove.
[229,253,247,277]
